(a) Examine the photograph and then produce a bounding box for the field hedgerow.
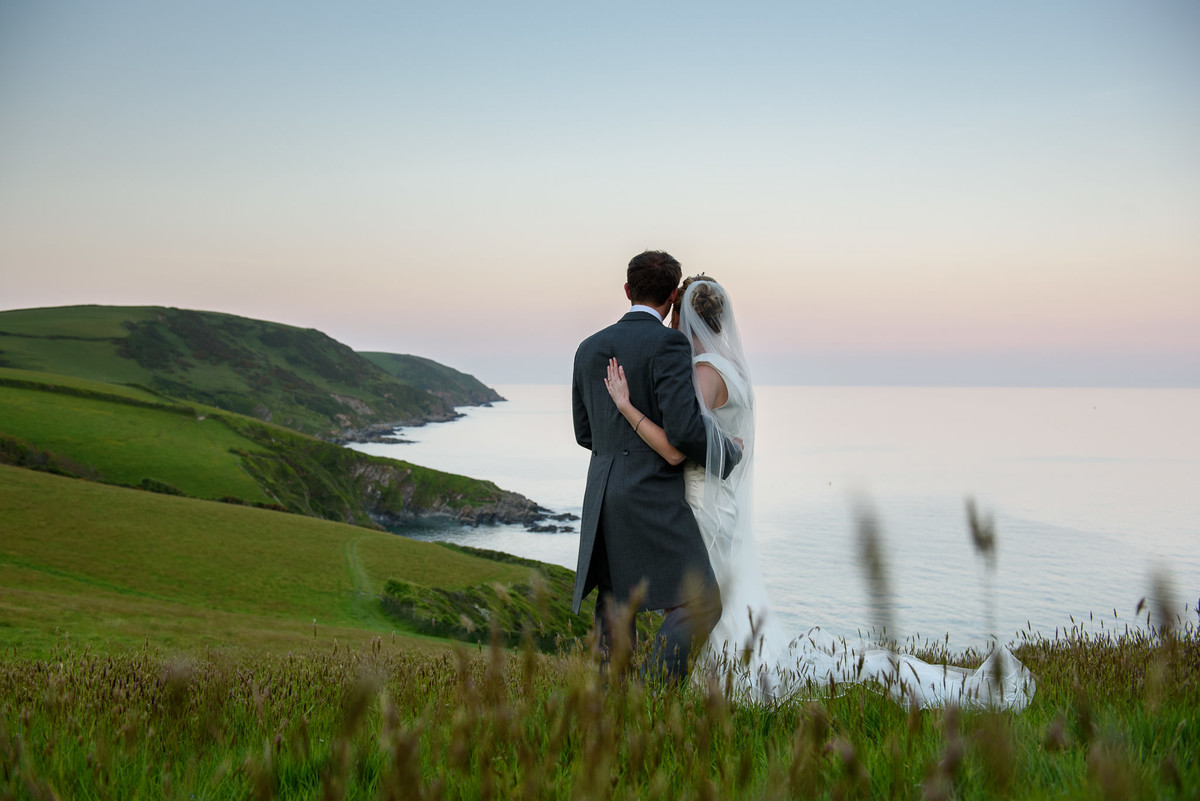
[1,610,1197,800]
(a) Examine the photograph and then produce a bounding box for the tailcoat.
[571,310,716,613]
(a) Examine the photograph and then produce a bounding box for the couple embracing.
[570,250,757,685]
[572,250,1036,709]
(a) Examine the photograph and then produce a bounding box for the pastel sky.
[2,1,1197,385]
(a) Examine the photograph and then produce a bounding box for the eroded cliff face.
[348,460,553,530]
[450,491,547,527]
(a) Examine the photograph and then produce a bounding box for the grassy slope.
[0,306,190,387]
[0,366,164,402]
[0,305,457,436]
[360,351,504,405]
[0,367,538,525]
[0,464,541,656]
[0,373,272,502]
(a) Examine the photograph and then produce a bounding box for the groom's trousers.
[588,524,721,683]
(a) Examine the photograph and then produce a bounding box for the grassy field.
[0,373,273,502]
[0,306,163,386]
[0,367,543,528]
[0,366,165,403]
[1,612,1195,799]
[0,304,156,338]
[0,468,1197,798]
[0,464,547,656]
[0,305,464,435]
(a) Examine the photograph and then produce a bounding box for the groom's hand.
[721,436,743,479]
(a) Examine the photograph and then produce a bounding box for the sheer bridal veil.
[678,279,1035,710]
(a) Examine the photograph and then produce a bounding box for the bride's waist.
[683,463,706,494]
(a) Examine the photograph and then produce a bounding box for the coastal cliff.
[0,305,502,438]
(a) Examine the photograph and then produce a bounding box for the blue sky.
[1,1,1197,385]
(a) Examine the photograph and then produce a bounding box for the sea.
[350,385,1200,650]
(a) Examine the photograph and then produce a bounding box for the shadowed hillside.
[360,351,503,406]
[0,367,546,529]
[0,305,496,437]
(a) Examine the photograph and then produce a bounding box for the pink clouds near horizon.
[1,2,1196,386]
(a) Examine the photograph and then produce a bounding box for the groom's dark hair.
[627,250,682,306]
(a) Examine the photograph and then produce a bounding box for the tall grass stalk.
[2,610,1196,799]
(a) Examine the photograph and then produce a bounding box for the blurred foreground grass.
[2,612,1197,800]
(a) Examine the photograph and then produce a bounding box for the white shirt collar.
[629,304,664,323]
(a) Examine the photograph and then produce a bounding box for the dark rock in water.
[327,424,398,445]
[525,510,578,532]
[340,432,413,444]
[369,484,577,535]
[456,492,550,527]
[327,410,467,444]
[424,490,578,531]
[525,522,577,533]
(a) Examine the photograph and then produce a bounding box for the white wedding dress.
[677,283,1035,710]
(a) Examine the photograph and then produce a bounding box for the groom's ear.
[624,283,632,302]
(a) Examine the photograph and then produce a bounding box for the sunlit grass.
[0,379,273,501]
[0,465,535,656]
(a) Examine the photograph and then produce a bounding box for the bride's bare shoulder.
[695,362,729,410]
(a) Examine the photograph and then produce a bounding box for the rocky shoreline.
[326,413,463,445]
[333,404,580,535]
[370,500,578,533]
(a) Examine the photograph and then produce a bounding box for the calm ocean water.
[351,385,1200,649]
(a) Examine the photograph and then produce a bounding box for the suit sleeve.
[653,332,709,465]
[572,348,592,450]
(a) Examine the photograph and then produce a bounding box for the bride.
[603,276,1035,709]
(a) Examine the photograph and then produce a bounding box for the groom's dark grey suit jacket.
[571,310,717,613]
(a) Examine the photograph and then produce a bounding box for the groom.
[571,250,734,681]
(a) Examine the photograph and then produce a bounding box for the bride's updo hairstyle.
[674,273,718,330]
[688,279,724,335]
[678,276,749,388]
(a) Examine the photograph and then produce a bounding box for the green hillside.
[0,464,589,656]
[0,305,491,437]
[0,307,586,659]
[0,367,545,528]
[361,351,503,406]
